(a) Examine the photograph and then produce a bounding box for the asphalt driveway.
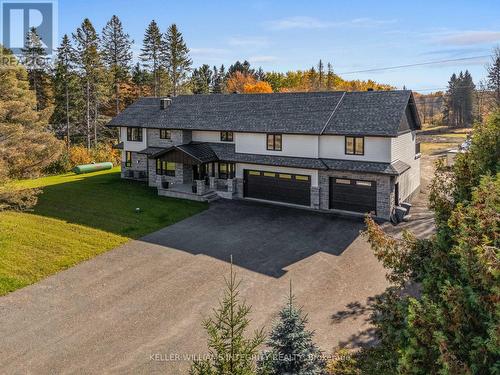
[0,200,388,374]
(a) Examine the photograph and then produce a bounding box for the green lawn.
[421,142,459,155]
[0,168,207,295]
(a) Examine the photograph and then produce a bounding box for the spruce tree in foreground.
[190,258,264,375]
[257,284,325,375]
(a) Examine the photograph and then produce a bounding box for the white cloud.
[436,30,500,45]
[227,36,269,48]
[190,47,229,56]
[266,16,396,30]
[248,55,277,63]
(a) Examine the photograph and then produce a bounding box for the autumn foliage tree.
[356,111,500,374]
[225,71,256,93]
[243,81,273,94]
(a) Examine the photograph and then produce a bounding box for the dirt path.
[382,154,436,239]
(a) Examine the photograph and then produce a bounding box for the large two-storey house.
[107,90,421,220]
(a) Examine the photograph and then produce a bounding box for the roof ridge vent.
[160,97,172,110]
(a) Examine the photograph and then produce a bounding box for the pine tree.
[162,23,192,96]
[72,18,103,148]
[140,20,162,97]
[257,283,325,375]
[317,59,324,90]
[51,34,79,147]
[131,62,152,97]
[21,27,52,111]
[256,67,266,81]
[190,258,265,375]
[487,46,500,107]
[0,46,62,209]
[101,15,133,115]
[191,64,212,94]
[326,62,334,91]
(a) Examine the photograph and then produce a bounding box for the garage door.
[329,178,376,214]
[244,170,311,206]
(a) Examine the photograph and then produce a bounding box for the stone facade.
[318,170,394,220]
[147,129,192,147]
[121,151,148,179]
[310,186,320,209]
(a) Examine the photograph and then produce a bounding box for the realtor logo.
[1,0,57,55]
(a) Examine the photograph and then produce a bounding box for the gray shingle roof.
[137,146,165,155]
[149,143,218,163]
[107,90,419,136]
[321,158,409,175]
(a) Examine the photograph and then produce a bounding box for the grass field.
[0,168,207,295]
[421,142,459,155]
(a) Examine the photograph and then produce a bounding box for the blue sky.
[57,0,500,92]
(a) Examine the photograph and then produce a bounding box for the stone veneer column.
[196,180,206,195]
[235,178,244,198]
[310,186,320,209]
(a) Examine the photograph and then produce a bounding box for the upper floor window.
[266,134,282,151]
[127,127,142,142]
[220,131,233,142]
[160,129,171,139]
[345,136,364,155]
[125,151,132,167]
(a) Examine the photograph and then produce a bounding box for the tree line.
[19,15,399,150]
[416,47,500,128]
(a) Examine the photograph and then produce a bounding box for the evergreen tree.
[317,59,324,89]
[21,27,52,111]
[131,62,152,97]
[443,71,475,127]
[487,46,500,106]
[191,64,212,94]
[51,34,79,147]
[257,283,325,375]
[72,18,103,148]
[162,23,192,96]
[0,46,62,210]
[101,15,133,115]
[140,20,162,97]
[228,60,254,77]
[256,67,266,81]
[190,258,265,375]
[326,62,334,91]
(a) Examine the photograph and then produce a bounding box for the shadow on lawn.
[30,171,207,239]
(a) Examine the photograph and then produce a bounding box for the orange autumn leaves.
[226,72,273,94]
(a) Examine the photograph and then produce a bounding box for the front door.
[193,164,208,180]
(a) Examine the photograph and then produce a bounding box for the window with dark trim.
[125,151,132,167]
[218,162,235,179]
[220,131,233,142]
[345,136,364,155]
[266,134,282,151]
[160,129,171,139]
[156,159,176,176]
[127,127,142,142]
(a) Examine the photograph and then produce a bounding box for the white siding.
[236,133,319,158]
[120,127,147,152]
[319,135,391,162]
[391,131,420,201]
[192,130,234,143]
[236,163,319,187]
[120,127,147,162]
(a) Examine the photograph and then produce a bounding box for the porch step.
[205,192,220,202]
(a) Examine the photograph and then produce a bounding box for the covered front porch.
[149,143,238,202]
